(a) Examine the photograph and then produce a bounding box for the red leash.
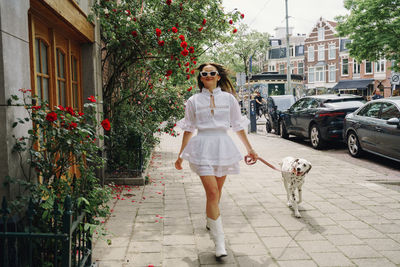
[244,155,280,172]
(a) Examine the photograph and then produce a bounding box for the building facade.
[0,0,103,199]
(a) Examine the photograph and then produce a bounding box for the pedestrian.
[255,90,266,118]
[371,88,383,100]
[175,63,258,258]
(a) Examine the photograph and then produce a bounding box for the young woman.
[175,63,258,258]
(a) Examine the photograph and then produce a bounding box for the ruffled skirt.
[180,129,242,176]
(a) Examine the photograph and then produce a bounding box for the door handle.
[375,126,382,132]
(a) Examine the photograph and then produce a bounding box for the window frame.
[375,59,385,73]
[318,45,325,61]
[307,46,314,62]
[315,66,325,82]
[318,27,325,41]
[329,65,336,82]
[298,62,304,75]
[353,59,361,75]
[365,60,373,74]
[341,58,349,76]
[308,67,315,83]
[328,44,336,60]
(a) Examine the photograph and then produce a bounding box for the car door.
[297,98,320,136]
[286,98,308,133]
[375,102,400,160]
[354,102,382,151]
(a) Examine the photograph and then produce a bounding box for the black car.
[266,95,296,134]
[343,97,400,162]
[279,94,365,149]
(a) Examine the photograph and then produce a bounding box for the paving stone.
[162,258,199,267]
[352,258,397,267]
[163,245,198,258]
[297,240,338,253]
[236,255,278,267]
[163,234,196,245]
[325,234,364,246]
[229,243,269,256]
[128,241,162,253]
[276,260,318,267]
[337,245,381,258]
[309,252,354,266]
[124,252,162,266]
[255,227,289,237]
[268,247,311,260]
[364,238,400,251]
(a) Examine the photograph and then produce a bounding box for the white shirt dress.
[177,87,249,177]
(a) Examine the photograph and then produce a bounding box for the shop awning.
[332,79,374,90]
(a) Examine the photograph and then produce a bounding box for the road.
[256,120,400,185]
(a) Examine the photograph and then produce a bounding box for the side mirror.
[387,117,400,126]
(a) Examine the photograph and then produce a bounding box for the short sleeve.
[176,98,196,132]
[229,94,250,132]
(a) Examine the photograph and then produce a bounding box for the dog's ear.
[305,162,312,174]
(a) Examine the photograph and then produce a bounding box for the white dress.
[176,87,249,177]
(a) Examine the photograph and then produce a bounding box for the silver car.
[343,96,400,162]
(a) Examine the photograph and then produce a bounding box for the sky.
[222,0,349,36]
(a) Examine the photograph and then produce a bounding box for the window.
[358,103,382,118]
[380,103,400,120]
[279,64,285,74]
[318,27,324,41]
[290,63,294,74]
[329,65,336,82]
[308,67,314,83]
[31,15,82,111]
[34,38,50,102]
[298,62,304,75]
[315,67,325,82]
[375,59,385,73]
[365,61,372,74]
[289,46,294,57]
[328,44,336,60]
[291,98,308,111]
[318,45,325,61]
[342,58,349,75]
[308,46,314,62]
[353,60,361,74]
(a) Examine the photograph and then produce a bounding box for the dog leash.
[244,155,281,172]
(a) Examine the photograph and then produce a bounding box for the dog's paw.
[294,211,301,218]
[287,202,292,208]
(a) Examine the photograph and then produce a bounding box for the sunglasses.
[200,71,219,77]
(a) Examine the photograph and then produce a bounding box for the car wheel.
[280,121,289,139]
[347,131,363,157]
[266,120,272,133]
[310,124,325,149]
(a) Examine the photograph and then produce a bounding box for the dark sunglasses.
[200,71,219,77]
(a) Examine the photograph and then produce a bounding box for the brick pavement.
[93,130,400,267]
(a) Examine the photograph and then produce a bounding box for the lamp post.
[285,0,293,96]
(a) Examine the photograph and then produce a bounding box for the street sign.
[391,73,400,85]
[236,72,246,86]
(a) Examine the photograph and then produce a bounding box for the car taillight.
[317,112,345,117]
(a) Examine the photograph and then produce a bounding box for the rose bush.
[90,0,243,176]
[6,90,112,243]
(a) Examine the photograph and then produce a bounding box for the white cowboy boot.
[207,216,227,258]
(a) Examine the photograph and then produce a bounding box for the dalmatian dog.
[280,157,312,218]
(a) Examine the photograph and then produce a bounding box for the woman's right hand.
[175,157,183,170]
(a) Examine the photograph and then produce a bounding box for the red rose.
[68,122,77,130]
[166,0,172,5]
[125,10,131,15]
[180,41,188,48]
[233,28,238,33]
[185,62,189,66]
[32,105,41,110]
[166,69,173,76]
[46,111,57,122]
[179,35,185,41]
[156,28,162,37]
[187,86,192,92]
[229,19,233,24]
[149,106,153,112]
[178,63,181,67]
[87,95,96,102]
[198,27,203,32]
[186,75,190,80]
[66,106,75,116]
[131,31,138,37]
[133,17,137,22]
[176,23,179,28]
[193,61,197,65]
[101,119,111,131]
[58,105,65,110]
[181,49,189,56]
[190,69,195,74]
[186,68,189,72]
[171,27,178,33]
[78,112,84,116]
[158,40,165,46]
[202,19,207,25]
[241,13,245,19]
[189,46,194,53]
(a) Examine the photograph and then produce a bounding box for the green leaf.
[12,122,18,128]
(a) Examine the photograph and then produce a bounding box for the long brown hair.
[197,63,237,97]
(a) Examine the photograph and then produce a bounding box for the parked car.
[343,97,400,162]
[266,95,296,134]
[279,94,365,149]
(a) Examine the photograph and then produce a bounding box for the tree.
[201,24,270,76]
[90,0,244,174]
[336,0,400,71]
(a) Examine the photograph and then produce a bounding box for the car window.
[357,103,382,118]
[380,102,400,120]
[291,99,307,111]
[273,97,295,110]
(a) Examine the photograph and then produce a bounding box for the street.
[93,129,400,267]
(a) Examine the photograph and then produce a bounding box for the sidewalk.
[93,130,400,267]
